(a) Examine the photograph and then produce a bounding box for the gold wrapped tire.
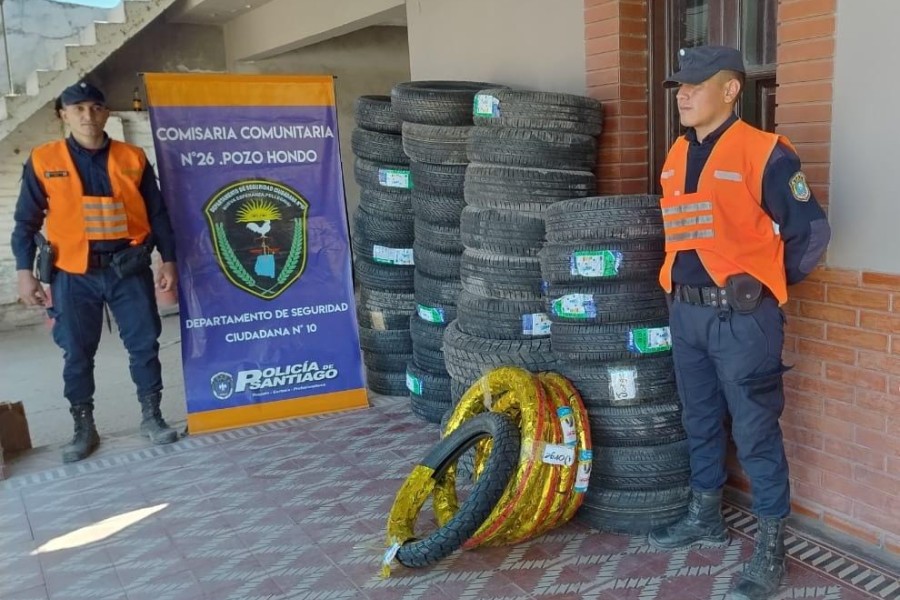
[434,368,594,548]
[538,372,592,526]
[433,367,546,544]
[385,411,520,569]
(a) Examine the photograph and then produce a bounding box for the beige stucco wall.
[92,18,227,110]
[222,0,404,63]
[829,0,899,273]
[405,0,586,95]
[235,26,411,219]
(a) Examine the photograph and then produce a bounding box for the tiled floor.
[1,396,895,600]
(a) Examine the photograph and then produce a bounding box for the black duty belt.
[673,284,729,308]
[87,252,116,269]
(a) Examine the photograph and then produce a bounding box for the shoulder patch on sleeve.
[789,171,811,202]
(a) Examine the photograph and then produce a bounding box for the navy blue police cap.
[663,45,746,88]
[59,82,107,106]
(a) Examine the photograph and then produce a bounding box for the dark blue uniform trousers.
[669,296,791,518]
[48,266,162,407]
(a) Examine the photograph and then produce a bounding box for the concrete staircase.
[0,0,179,141]
[0,0,180,329]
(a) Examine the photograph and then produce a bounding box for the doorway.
[648,0,777,191]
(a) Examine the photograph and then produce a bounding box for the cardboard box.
[0,402,32,480]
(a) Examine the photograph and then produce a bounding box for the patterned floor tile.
[44,563,124,600]
[120,567,205,600]
[262,551,359,597]
[103,530,181,571]
[1,510,36,545]
[196,572,286,600]
[0,397,893,600]
[3,585,50,600]
[0,549,45,597]
[0,486,26,511]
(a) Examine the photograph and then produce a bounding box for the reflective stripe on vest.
[83,199,129,236]
[31,139,150,274]
[657,120,793,304]
[661,200,715,243]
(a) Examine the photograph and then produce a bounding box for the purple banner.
[147,85,364,423]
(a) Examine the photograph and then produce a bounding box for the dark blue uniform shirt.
[671,114,830,287]
[11,135,176,271]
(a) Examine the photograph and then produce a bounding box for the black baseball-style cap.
[59,82,107,106]
[663,45,746,88]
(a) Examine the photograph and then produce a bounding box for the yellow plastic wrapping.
[386,366,593,571]
[507,375,572,544]
[433,366,541,542]
[434,368,594,548]
[534,372,593,534]
[547,372,593,524]
[466,384,557,547]
[383,464,436,576]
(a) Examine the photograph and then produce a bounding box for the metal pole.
[0,0,12,95]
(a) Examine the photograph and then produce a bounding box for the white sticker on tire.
[608,367,637,401]
[373,245,414,266]
[370,311,386,331]
[569,250,623,278]
[574,449,593,493]
[378,168,411,189]
[473,94,500,118]
[522,312,551,336]
[557,406,577,446]
[541,443,575,467]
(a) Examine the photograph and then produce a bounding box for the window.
[648,0,777,191]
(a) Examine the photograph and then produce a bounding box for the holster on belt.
[34,232,54,284]
[725,274,764,314]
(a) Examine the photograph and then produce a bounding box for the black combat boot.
[62,404,100,463]
[648,489,728,549]
[729,517,787,600]
[139,392,178,445]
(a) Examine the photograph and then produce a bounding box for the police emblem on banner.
[210,371,235,400]
[205,179,309,299]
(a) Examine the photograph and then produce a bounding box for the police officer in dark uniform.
[11,82,179,463]
[647,47,831,600]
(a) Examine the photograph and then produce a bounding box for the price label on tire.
[373,245,415,266]
[522,313,551,336]
[417,304,446,324]
[406,371,423,395]
[378,168,411,189]
[608,367,637,401]
[473,94,500,118]
[569,250,623,278]
[628,326,672,354]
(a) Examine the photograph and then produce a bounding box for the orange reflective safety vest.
[658,119,793,305]
[31,139,151,274]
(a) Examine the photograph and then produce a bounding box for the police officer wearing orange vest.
[11,82,179,463]
[647,47,830,600]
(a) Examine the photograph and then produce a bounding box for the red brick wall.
[780,270,900,552]
[774,0,899,555]
[585,0,900,556]
[585,0,649,195]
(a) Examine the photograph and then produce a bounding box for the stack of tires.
[541,195,691,534]
[351,95,415,396]
[444,89,603,400]
[392,81,494,423]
